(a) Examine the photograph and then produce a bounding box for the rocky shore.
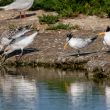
[0,10,110,75]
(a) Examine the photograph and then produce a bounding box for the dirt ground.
[0,10,110,73]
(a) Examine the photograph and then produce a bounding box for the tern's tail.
[90,35,98,42]
[86,35,98,44]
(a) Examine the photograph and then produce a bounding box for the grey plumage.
[0,0,34,11]
[3,31,38,55]
[65,33,98,56]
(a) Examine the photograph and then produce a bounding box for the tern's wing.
[9,34,27,45]
[0,30,13,45]
[0,30,9,39]
[10,31,37,45]
[0,0,33,10]
[1,37,11,45]
[9,29,30,39]
[8,25,31,39]
[1,29,18,39]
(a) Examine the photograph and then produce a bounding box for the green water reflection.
[0,67,109,110]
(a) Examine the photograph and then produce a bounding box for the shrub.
[39,15,59,24]
[32,0,110,17]
[0,0,13,6]
[1,0,110,17]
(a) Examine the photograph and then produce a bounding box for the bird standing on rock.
[0,25,31,53]
[0,0,34,19]
[64,33,98,56]
[2,31,38,62]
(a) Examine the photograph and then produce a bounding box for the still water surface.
[0,67,110,110]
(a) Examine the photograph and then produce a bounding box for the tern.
[64,33,98,56]
[2,31,38,61]
[0,25,31,52]
[98,26,110,49]
[0,0,34,18]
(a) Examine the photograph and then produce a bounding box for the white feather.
[103,32,110,46]
[68,38,92,49]
[4,31,38,55]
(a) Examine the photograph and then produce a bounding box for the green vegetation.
[39,15,59,24]
[32,0,110,17]
[1,0,110,17]
[8,24,17,30]
[47,23,75,30]
[0,0,13,6]
[48,23,72,30]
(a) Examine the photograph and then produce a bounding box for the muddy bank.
[3,30,110,75]
[0,66,109,82]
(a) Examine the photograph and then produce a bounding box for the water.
[0,67,110,110]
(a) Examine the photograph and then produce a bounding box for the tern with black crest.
[64,33,98,56]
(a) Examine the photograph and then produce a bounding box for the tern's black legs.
[77,50,80,56]
[15,49,23,62]
[19,11,26,19]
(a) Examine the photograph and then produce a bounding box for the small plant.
[39,15,59,24]
[72,24,81,30]
[8,24,17,30]
[47,23,73,30]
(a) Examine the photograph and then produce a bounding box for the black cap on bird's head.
[106,26,110,32]
[66,33,73,41]
[98,26,110,37]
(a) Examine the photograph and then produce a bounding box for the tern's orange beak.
[64,43,68,49]
[98,32,105,36]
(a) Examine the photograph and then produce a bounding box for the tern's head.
[66,33,73,42]
[64,33,73,49]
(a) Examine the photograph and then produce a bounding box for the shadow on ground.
[64,50,110,57]
[14,13,36,19]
